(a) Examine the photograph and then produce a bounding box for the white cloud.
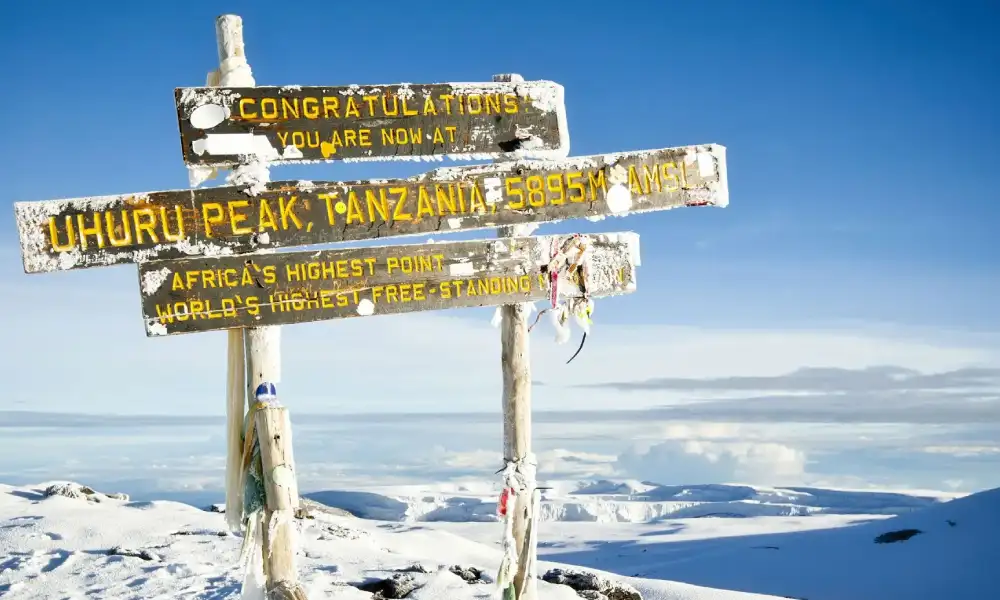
[536,448,619,478]
[424,447,618,480]
[431,448,497,470]
[922,445,1000,457]
[658,422,743,440]
[615,439,807,486]
[614,423,809,486]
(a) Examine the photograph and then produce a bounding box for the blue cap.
[254,382,277,402]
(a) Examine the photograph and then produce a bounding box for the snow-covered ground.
[1,479,996,600]
[0,481,777,600]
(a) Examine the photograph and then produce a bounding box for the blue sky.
[1,1,998,494]
[3,0,997,328]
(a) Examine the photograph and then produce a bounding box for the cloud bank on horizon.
[3,259,999,417]
[1,276,998,498]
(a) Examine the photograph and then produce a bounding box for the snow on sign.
[174,81,569,166]
[137,232,640,336]
[13,143,725,274]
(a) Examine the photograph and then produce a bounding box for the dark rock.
[172,529,228,537]
[604,584,642,600]
[318,523,367,541]
[107,546,160,561]
[267,580,311,600]
[542,568,641,600]
[299,497,354,518]
[874,529,923,544]
[543,568,602,590]
[356,573,420,599]
[207,504,226,513]
[397,564,431,574]
[44,483,129,503]
[449,565,485,583]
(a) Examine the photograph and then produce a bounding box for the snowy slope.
[0,481,779,600]
[3,480,994,600]
[305,480,957,523]
[529,487,1000,600]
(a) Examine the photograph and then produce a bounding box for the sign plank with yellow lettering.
[14,143,724,274]
[175,81,568,166]
[137,232,639,337]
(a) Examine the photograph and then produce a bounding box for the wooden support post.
[499,276,536,600]
[494,72,538,600]
[224,329,247,532]
[215,16,255,537]
[254,400,305,600]
[212,15,306,600]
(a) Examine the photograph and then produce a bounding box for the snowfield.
[305,479,959,523]
[1,480,996,600]
[0,481,776,600]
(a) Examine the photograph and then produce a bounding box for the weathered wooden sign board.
[137,232,639,336]
[14,143,725,274]
[174,81,568,166]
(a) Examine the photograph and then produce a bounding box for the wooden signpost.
[138,232,639,336]
[14,144,725,274]
[174,81,568,166]
[10,13,730,600]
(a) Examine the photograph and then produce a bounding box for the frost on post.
[190,13,279,191]
[495,454,539,600]
[237,398,268,595]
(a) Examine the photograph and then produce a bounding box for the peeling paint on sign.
[14,144,724,274]
[174,80,569,167]
[137,232,640,337]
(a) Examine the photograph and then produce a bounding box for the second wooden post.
[494,72,539,600]
[212,14,308,600]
